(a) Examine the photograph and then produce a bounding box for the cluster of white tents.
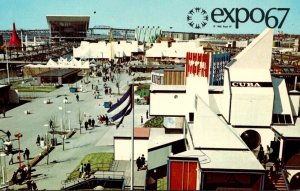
[146,40,204,58]
[25,57,90,69]
[73,41,144,59]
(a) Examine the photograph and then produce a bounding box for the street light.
[14,133,22,168]
[66,110,71,131]
[0,152,7,187]
[5,49,10,84]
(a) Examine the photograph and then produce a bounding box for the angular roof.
[8,22,21,48]
[46,15,90,23]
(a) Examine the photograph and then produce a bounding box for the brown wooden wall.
[164,71,185,85]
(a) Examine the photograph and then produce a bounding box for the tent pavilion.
[8,22,21,48]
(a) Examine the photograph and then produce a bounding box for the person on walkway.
[141,116,143,124]
[257,144,264,163]
[91,119,95,127]
[76,94,79,102]
[79,163,84,178]
[141,154,146,168]
[31,180,37,190]
[24,148,30,160]
[105,115,109,126]
[82,164,87,178]
[88,118,92,126]
[2,108,5,118]
[86,161,91,176]
[6,130,11,140]
[49,119,54,130]
[85,121,89,131]
[146,110,149,119]
[36,135,41,146]
[136,156,142,171]
[26,180,32,190]
[9,153,13,165]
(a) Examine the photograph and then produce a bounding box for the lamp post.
[0,152,7,187]
[14,133,23,168]
[58,106,64,132]
[5,50,10,84]
[66,110,71,131]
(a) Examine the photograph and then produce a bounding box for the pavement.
[0,71,151,190]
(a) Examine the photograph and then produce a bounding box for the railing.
[281,167,290,191]
[61,171,124,188]
[93,171,124,179]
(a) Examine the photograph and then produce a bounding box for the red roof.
[8,22,21,48]
[134,128,150,139]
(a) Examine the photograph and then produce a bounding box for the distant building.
[46,15,90,41]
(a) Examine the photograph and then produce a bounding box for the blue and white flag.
[107,85,133,128]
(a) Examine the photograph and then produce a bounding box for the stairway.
[265,172,288,191]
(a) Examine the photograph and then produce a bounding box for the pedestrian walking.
[85,121,89,131]
[6,130,11,140]
[88,118,92,126]
[2,108,5,118]
[76,94,79,102]
[9,153,13,165]
[36,135,41,146]
[82,164,87,178]
[86,161,91,176]
[136,156,142,171]
[79,163,84,178]
[31,180,37,190]
[141,154,146,168]
[24,148,30,160]
[105,115,109,126]
[141,116,143,124]
[146,110,149,119]
[26,180,32,190]
[92,84,94,90]
[91,119,95,127]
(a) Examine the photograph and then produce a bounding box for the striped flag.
[107,85,133,128]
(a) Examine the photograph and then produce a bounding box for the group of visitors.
[136,154,146,171]
[84,118,96,130]
[97,115,110,126]
[79,161,91,179]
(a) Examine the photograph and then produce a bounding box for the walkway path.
[0,72,151,190]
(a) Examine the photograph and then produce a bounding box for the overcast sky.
[1,0,299,34]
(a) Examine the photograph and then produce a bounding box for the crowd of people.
[78,161,91,179]
[136,154,147,171]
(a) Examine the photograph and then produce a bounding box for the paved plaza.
[0,72,150,190]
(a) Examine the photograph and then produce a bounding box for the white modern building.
[147,28,300,190]
[73,40,144,60]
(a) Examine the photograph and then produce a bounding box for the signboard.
[186,52,210,77]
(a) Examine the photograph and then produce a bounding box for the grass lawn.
[144,116,164,128]
[13,86,57,92]
[157,176,167,190]
[67,152,114,180]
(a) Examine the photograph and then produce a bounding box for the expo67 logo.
[187,7,290,29]
[187,7,208,29]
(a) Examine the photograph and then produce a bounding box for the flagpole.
[130,83,134,190]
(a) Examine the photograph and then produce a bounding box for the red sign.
[185,52,210,78]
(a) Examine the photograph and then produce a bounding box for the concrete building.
[146,28,300,190]
[73,40,144,61]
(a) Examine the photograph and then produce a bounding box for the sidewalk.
[1,72,151,190]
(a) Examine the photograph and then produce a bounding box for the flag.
[107,85,133,128]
